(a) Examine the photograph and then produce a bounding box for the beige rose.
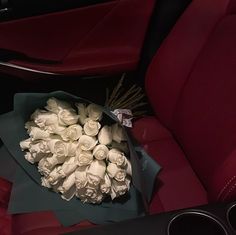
[60,124,83,141]
[47,165,64,185]
[111,123,126,143]
[83,120,101,136]
[75,166,88,189]
[58,108,79,126]
[87,103,102,121]
[41,177,52,188]
[25,152,44,164]
[108,148,125,166]
[58,172,75,194]
[93,144,109,160]
[78,135,97,151]
[60,156,77,177]
[100,174,111,194]
[76,103,88,125]
[87,160,106,186]
[46,154,68,169]
[110,178,131,200]
[45,97,72,114]
[29,127,50,141]
[20,138,31,150]
[31,109,58,129]
[25,121,37,133]
[38,158,52,176]
[107,163,126,182]
[48,139,69,158]
[76,150,93,166]
[98,126,112,145]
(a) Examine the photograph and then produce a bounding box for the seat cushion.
[132,116,208,214]
[0,178,12,235]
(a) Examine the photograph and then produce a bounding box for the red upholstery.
[1,0,236,233]
[0,0,155,77]
[0,178,12,235]
[146,0,236,203]
[132,117,208,214]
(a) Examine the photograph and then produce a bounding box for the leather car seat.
[1,0,236,233]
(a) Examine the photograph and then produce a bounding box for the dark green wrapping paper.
[0,91,161,226]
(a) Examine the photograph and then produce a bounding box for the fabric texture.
[146,0,236,203]
[132,117,208,214]
[0,0,155,77]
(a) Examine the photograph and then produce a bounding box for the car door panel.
[0,0,155,77]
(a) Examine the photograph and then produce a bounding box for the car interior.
[0,0,236,234]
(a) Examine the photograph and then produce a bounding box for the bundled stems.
[105,74,147,117]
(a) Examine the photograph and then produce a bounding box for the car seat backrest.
[146,0,236,202]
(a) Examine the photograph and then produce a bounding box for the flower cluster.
[20,98,132,204]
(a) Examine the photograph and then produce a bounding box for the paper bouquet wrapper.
[0,91,161,226]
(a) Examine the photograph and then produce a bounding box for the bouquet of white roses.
[0,91,160,226]
[20,98,132,204]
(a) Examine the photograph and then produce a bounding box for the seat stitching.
[217,175,236,200]
[222,180,236,201]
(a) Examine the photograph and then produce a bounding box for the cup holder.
[167,211,228,235]
[227,204,236,231]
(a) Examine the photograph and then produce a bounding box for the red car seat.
[1,0,236,233]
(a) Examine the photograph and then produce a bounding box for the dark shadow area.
[136,0,192,84]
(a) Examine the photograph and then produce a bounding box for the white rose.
[60,124,83,141]
[75,166,88,189]
[32,109,58,129]
[46,124,66,135]
[87,103,102,121]
[76,187,103,204]
[20,138,31,150]
[108,148,125,166]
[58,172,75,194]
[111,141,129,154]
[38,140,51,153]
[83,120,101,136]
[84,186,103,203]
[41,177,52,188]
[98,126,112,145]
[76,150,93,166]
[107,163,126,182]
[29,127,50,141]
[48,154,69,168]
[48,139,69,158]
[58,108,79,126]
[93,144,109,160]
[25,121,37,133]
[111,123,126,143]
[25,152,44,164]
[29,141,50,154]
[76,103,88,125]
[61,185,76,201]
[38,158,52,176]
[60,156,77,177]
[47,165,64,185]
[45,97,72,114]
[88,191,103,204]
[78,135,97,151]
[100,174,111,194]
[110,178,131,200]
[87,160,106,186]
